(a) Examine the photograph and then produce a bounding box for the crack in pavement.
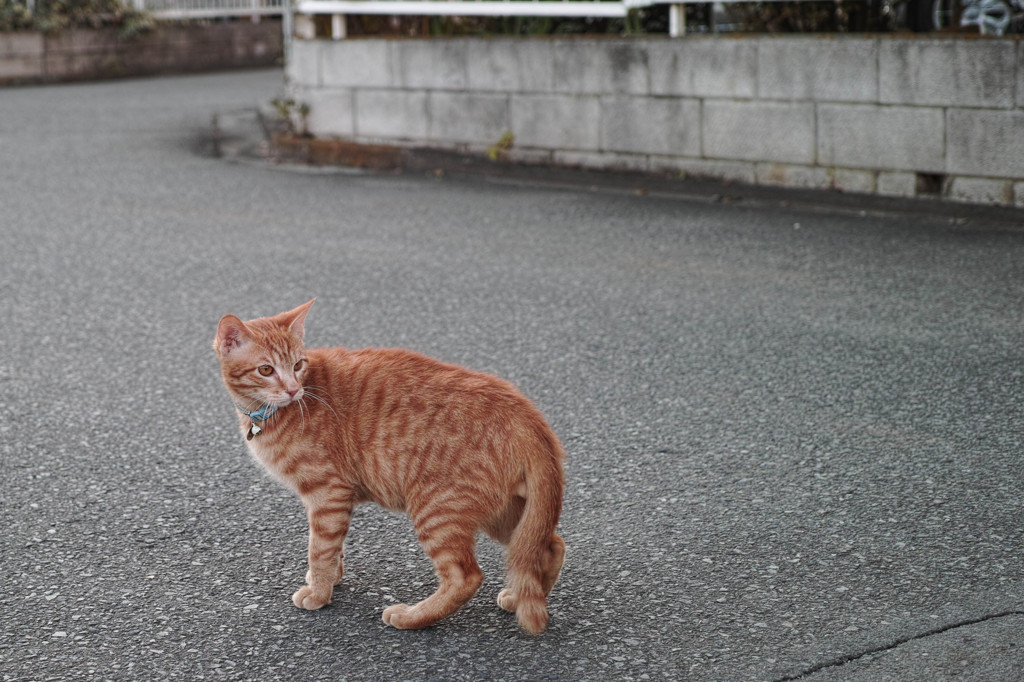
[774,610,1024,681]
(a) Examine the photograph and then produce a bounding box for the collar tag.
[247,423,262,440]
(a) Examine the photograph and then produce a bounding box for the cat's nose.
[286,388,299,398]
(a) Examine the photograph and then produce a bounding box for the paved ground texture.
[1,69,1023,682]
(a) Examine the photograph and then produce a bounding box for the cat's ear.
[278,298,315,340]
[214,314,253,356]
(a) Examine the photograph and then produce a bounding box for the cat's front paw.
[292,584,332,610]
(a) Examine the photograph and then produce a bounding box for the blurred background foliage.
[0,0,153,33]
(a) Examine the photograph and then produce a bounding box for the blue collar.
[239,404,278,422]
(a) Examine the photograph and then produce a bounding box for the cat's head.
[213,299,315,410]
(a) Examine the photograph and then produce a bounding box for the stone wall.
[0,21,282,85]
[288,35,1024,207]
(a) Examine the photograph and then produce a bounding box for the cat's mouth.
[281,389,305,406]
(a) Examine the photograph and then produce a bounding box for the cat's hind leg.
[382,524,483,630]
[495,470,565,633]
[496,533,565,613]
[486,495,526,613]
[488,492,566,616]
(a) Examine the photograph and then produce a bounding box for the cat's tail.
[505,420,565,635]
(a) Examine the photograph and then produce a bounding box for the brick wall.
[0,21,283,85]
[287,36,1024,207]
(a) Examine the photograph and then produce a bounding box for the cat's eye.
[294,360,305,372]
[257,365,274,377]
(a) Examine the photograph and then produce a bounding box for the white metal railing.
[15,0,285,19]
[16,0,800,35]
[133,0,286,19]
[291,0,805,37]
[296,0,637,18]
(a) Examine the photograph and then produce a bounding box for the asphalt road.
[1,69,1023,682]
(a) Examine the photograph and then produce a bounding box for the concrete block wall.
[288,35,1024,207]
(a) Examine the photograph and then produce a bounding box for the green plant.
[270,98,313,137]
[296,102,311,137]
[487,131,515,161]
[271,97,296,121]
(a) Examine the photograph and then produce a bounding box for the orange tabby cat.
[213,299,565,634]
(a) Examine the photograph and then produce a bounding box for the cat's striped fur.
[213,299,565,633]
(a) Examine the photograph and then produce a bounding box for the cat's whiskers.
[301,388,341,424]
[296,394,309,432]
[303,385,335,407]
